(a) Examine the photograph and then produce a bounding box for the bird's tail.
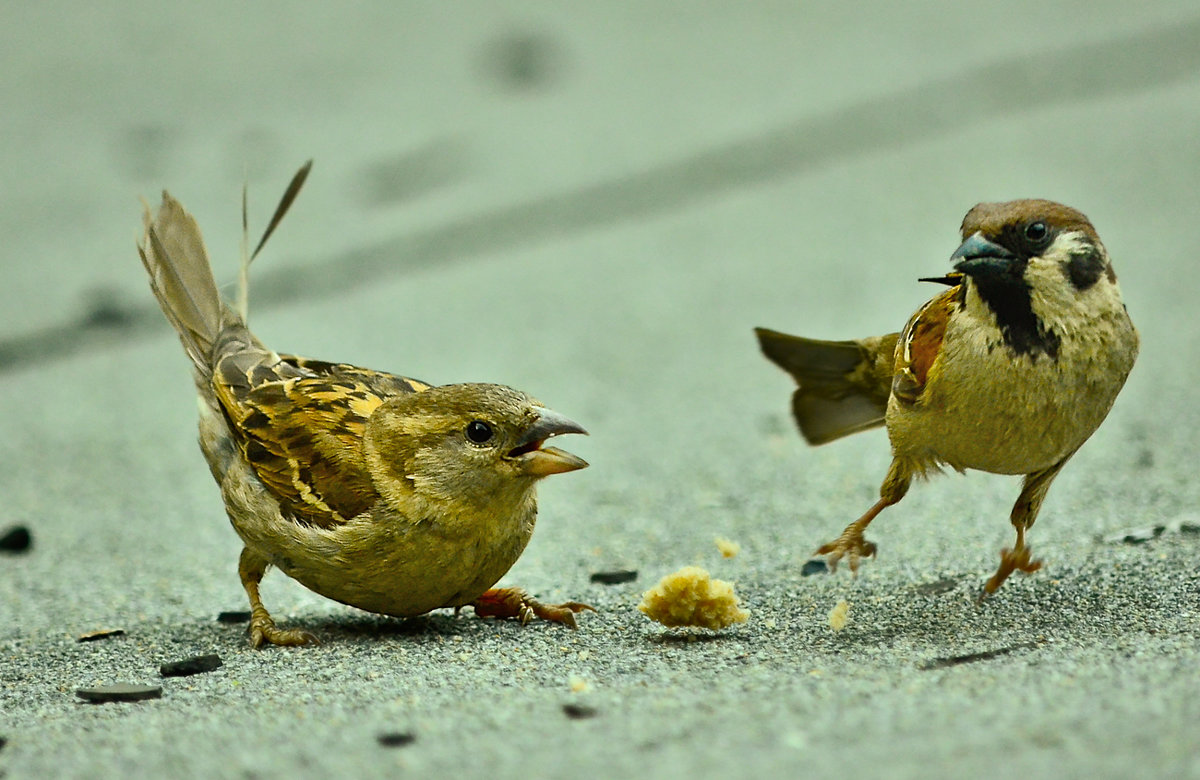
[138,161,314,377]
[139,193,230,377]
[237,159,312,322]
[754,327,899,445]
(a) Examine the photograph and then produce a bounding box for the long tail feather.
[139,193,225,375]
[236,160,313,322]
[237,179,250,321]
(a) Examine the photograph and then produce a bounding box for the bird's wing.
[213,354,431,527]
[891,285,964,406]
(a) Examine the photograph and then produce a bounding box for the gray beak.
[951,231,1018,278]
[509,408,588,477]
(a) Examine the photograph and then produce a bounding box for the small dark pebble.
[76,683,163,704]
[0,525,31,553]
[377,732,416,748]
[915,578,958,596]
[1107,525,1165,544]
[1102,517,1200,544]
[562,703,598,720]
[590,570,638,585]
[160,653,223,678]
[0,735,7,751]
[800,559,828,576]
[77,629,125,643]
[217,611,252,624]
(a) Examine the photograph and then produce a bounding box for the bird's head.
[923,199,1121,358]
[363,383,587,515]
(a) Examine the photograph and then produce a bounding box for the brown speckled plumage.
[139,168,591,647]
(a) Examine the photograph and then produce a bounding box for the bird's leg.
[471,588,594,629]
[983,523,1042,595]
[982,458,1068,595]
[238,547,319,648]
[817,459,911,574]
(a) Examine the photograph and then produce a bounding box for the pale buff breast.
[886,280,1137,475]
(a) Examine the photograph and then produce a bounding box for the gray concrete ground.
[2,2,1199,777]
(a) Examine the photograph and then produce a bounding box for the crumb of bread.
[714,536,741,558]
[568,675,590,693]
[828,600,850,631]
[638,566,749,630]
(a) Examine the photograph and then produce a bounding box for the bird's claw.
[981,545,1042,596]
[472,588,594,629]
[248,614,320,649]
[816,536,877,576]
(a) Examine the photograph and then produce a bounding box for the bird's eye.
[1024,221,1048,243]
[465,420,494,444]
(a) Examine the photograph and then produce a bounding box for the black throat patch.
[970,267,1061,360]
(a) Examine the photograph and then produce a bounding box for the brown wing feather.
[212,354,431,527]
[892,285,962,405]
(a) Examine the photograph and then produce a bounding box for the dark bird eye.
[466,420,494,444]
[1024,221,1048,243]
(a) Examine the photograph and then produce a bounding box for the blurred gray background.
[2,3,1198,778]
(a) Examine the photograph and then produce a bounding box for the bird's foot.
[816,531,877,575]
[248,610,319,649]
[981,544,1042,597]
[472,588,594,629]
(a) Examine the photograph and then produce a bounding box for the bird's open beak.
[508,408,588,477]
[950,231,1017,278]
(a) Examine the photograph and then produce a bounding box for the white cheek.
[1026,232,1125,335]
[1025,257,1079,320]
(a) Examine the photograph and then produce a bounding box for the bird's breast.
[220,457,537,616]
[886,305,1137,475]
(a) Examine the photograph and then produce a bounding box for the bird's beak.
[950,231,1017,278]
[508,408,588,477]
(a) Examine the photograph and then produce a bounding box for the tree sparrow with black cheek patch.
[756,199,1138,595]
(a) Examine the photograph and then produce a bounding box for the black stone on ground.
[160,654,223,678]
[76,684,163,704]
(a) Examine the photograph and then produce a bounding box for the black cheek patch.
[1065,249,1107,290]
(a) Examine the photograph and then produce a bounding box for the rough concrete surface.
[2,3,1199,778]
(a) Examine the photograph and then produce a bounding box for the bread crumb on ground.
[714,536,741,558]
[638,566,749,630]
[828,600,850,631]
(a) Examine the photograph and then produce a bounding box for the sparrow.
[138,163,591,647]
[756,199,1138,594]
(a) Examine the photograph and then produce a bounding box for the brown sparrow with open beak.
[757,199,1138,594]
[139,164,591,647]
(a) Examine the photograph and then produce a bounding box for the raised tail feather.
[139,193,231,376]
[754,327,899,445]
[139,162,313,375]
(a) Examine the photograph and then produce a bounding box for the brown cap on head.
[960,199,1099,245]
